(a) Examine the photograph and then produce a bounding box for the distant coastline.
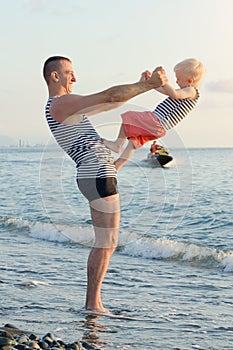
[0,134,232,149]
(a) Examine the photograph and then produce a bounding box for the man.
[150,141,160,155]
[43,56,166,314]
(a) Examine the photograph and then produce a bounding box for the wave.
[122,237,233,272]
[1,216,233,272]
[15,280,51,287]
[1,216,94,245]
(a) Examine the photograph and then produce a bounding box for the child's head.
[174,58,205,85]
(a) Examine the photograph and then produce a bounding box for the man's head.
[43,56,76,94]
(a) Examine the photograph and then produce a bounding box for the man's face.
[58,60,77,94]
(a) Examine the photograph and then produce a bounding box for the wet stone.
[2,346,13,350]
[37,341,49,349]
[41,337,53,346]
[3,325,18,330]
[0,323,100,350]
[28,335,40,342]
[0,338,16,347]
[28,342,40,349]
[81,342,97,350]
[15,344,30,350]
[51,340,61,348]
[57,340,66,347]
[0,332,14,340]
[16,335,30,344]
[67,342,83,350]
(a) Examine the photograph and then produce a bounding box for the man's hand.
[150,66,168,88]
[139,70,152,82]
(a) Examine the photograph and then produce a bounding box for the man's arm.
[50,69,166,123]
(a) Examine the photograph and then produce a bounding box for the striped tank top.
[153,89,199,130]
[45,97,117,179]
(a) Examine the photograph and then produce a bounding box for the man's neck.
[48,86,66,97]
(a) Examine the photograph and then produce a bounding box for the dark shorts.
[77,177,118,202]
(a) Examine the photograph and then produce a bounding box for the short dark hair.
[43,56,71,85]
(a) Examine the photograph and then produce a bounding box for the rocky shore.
[0,324,100,350]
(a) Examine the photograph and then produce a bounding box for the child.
[103,58,205,170]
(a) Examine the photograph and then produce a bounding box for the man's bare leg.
[86,247,115,312]
[114,139,136,171]
[102,125,127,153]
[85,194,120,312]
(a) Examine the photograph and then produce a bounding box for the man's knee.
[94,228,119,249]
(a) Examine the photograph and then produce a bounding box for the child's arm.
[140,69,196,99]
[155,83,196,99]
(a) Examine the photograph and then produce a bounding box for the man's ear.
[188,78,194,84]
[51,71,59,83]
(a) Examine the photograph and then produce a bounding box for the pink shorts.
[121,111,166,149]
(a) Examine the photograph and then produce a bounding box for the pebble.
[0,324,101,350]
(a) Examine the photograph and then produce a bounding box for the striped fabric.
[153,90,199,130]
[45,97,117,179]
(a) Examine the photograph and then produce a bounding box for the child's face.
[175,70,191,88]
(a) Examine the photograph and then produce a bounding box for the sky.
[0,0,233,148]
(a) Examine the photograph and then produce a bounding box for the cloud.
[206,79,233,94]
[23,0,45,13]
[23,0,82,15]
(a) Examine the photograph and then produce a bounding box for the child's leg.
[103,124,127,153]
[114,139,136,171]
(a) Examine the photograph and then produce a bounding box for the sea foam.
[122,236,233,272]
[2,216,233,272]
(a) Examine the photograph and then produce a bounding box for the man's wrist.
[138,80,157,92]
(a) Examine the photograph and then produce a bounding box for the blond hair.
[174,58,205,84]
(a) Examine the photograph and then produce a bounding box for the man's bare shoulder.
[50,92,109,122]
[49,94,75,122]
[51,93,82,105]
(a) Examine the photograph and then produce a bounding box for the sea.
[0,145,232,350]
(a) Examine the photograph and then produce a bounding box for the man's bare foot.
[82,307,112,316]
[102,139,122,153]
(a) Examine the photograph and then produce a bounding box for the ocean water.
[0,145,233,350]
